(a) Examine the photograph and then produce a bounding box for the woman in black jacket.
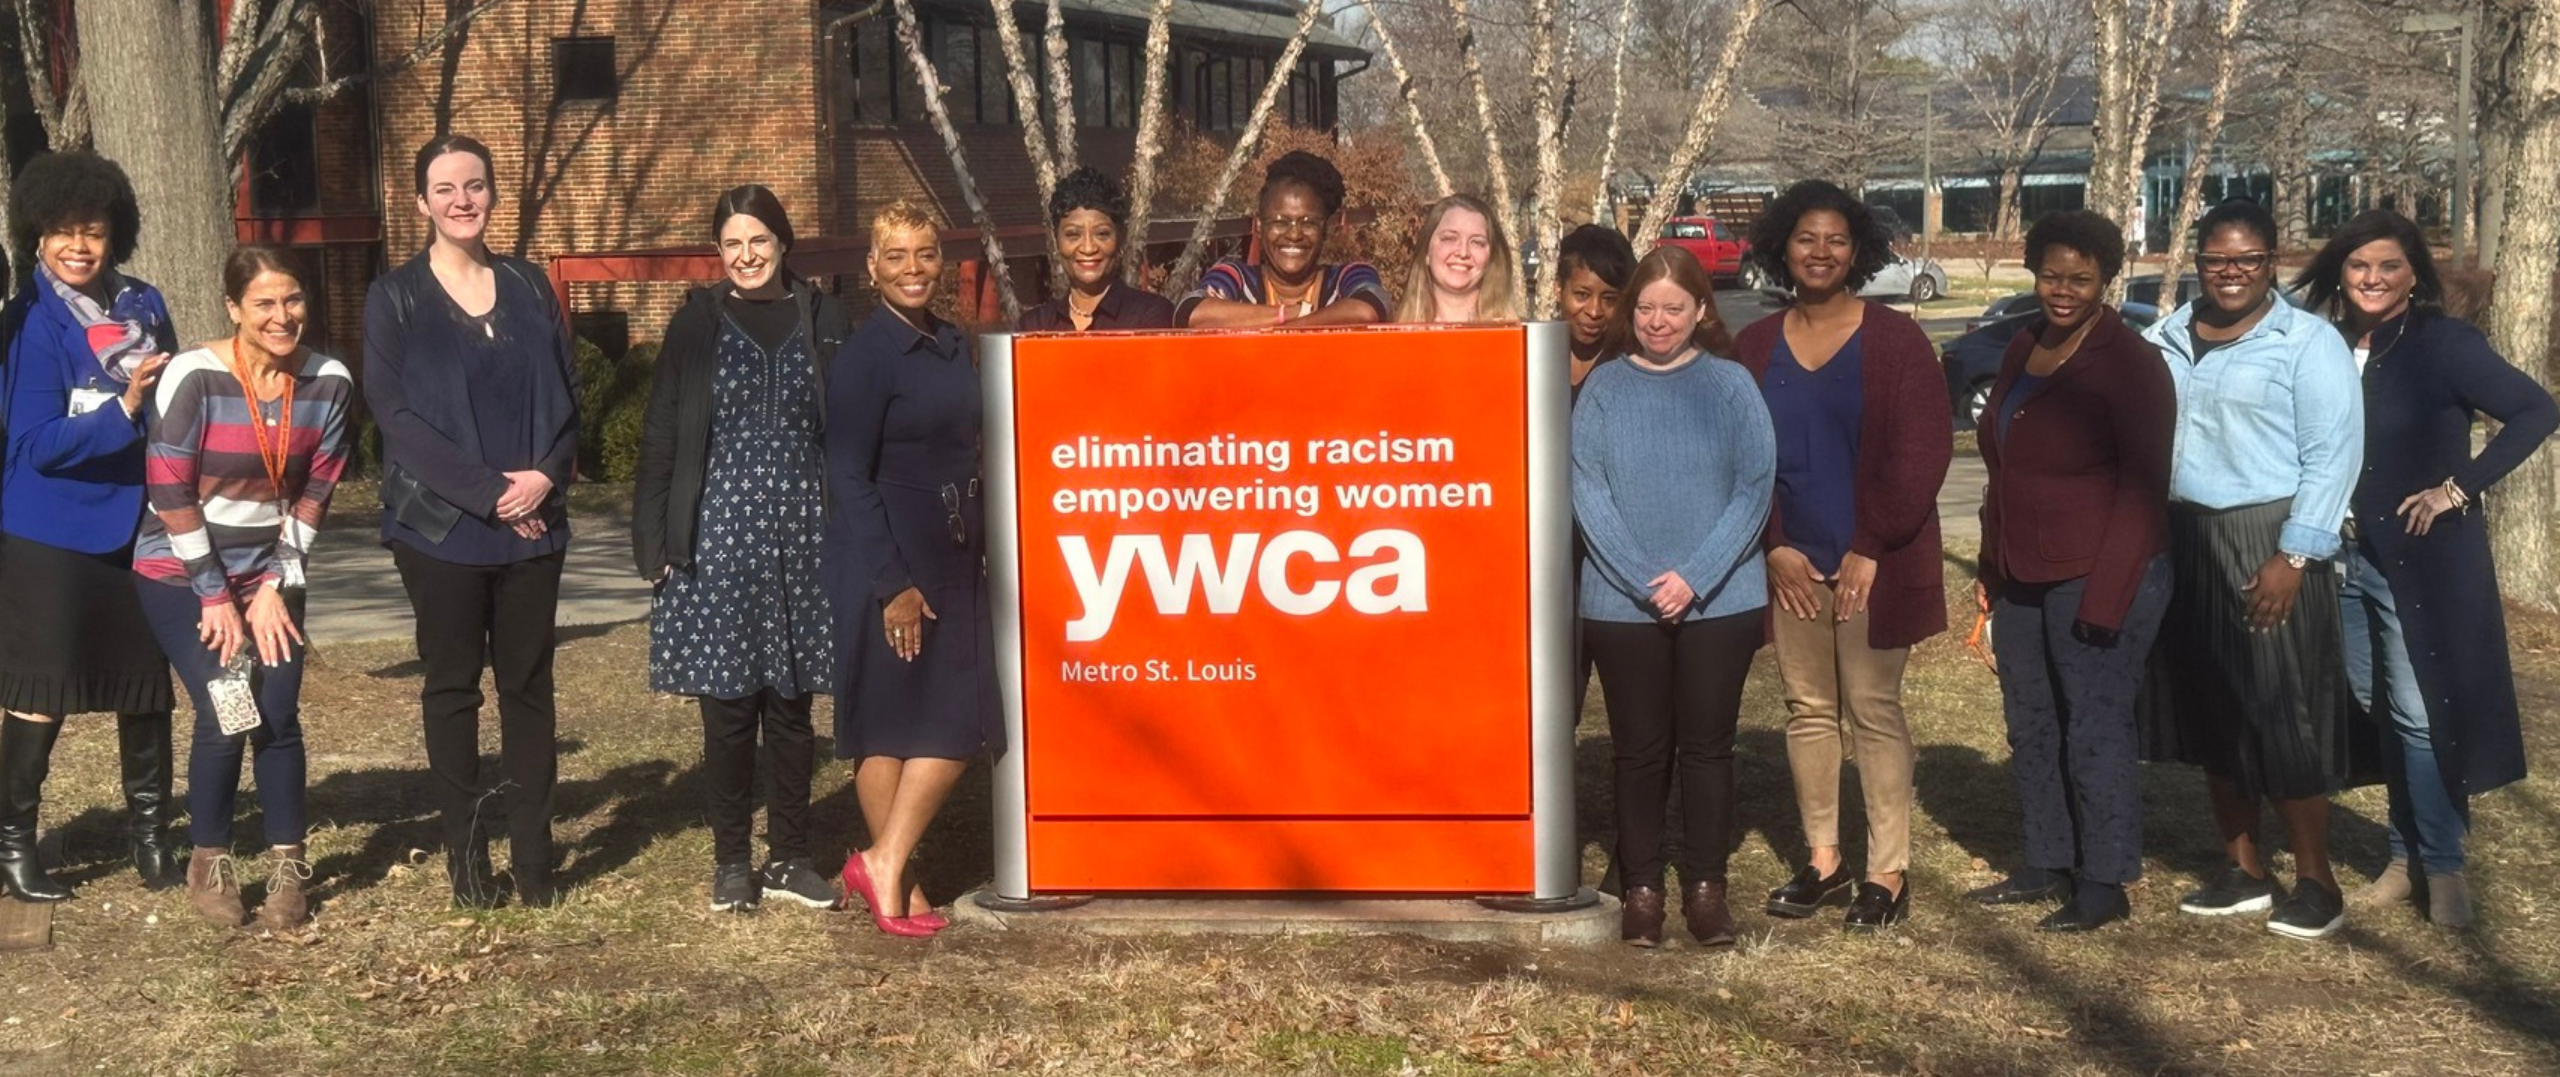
[363,134,579,909]
[2293,209,2557,929]
[633,185,850,914]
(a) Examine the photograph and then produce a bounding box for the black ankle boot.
[117,711,183,890]
[0,716,73,902]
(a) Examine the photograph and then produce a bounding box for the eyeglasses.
[2197,251,2274,274]
[941,479,979,546]
[1261,216,1326,237]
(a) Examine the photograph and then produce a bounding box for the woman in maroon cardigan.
[1966,211,2175,932]
[1734,180,1951,930]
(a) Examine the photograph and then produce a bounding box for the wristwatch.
[2283,553,2310,571]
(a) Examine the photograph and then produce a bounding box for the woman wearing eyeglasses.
[2140,198,2364,941]
[823,201,998,938]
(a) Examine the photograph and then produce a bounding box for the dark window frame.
[552,36,619,106]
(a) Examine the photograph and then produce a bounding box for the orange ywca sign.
[978,323,1579,898]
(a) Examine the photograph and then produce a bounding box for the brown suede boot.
[255,845,312,930]
[186,847,244,928]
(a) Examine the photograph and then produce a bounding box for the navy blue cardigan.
[2352,309,2558,797]
[0,274,178,554]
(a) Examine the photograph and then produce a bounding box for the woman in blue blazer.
[2294,210,2558,929]
[0,152,182,902]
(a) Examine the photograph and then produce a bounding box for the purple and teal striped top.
[136,348,354,605]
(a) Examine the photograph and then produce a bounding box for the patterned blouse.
[1172,258,1392,327]
[135,348,353,605]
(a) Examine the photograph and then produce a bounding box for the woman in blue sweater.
[1573,246,1774,948]
[0,152,183,903]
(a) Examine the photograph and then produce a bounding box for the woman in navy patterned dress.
[825,201,1000,938]
[634,186,849,913]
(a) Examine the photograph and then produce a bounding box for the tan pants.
[1772,583,1916,875]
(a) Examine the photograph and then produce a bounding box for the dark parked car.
[1942,303,2162,429]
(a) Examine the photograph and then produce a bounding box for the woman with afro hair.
[1733,179,1951,932]
[1175,150,1390,328]
[0,151,185,904]
[1019,167,1175,331]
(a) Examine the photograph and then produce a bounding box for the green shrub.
[576,338,660,480]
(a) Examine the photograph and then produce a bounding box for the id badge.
[210,654,261,736]
[68,385,116,417]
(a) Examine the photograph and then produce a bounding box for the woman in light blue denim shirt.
[2137,199,2365,943]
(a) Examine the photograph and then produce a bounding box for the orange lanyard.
[227,344,294,500]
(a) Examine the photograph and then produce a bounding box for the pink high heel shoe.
[842,852,936,938]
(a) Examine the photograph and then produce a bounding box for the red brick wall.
[370,0,825,340]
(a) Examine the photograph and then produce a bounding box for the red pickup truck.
[1655,216,1751,280]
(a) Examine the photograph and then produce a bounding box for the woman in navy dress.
[827,201,998,938]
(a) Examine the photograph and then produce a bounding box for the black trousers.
[700,690,816,865]
[394,545,565,882]
[1994,559,2171,885]
[1587,610,1760,890]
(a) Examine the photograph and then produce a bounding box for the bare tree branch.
[1043,0,1078,172]
[986,0,1059,209]
[1450,0,1518,246]
[1527,0,1564,316]
[1165,0,1328,291]
[1634,0,1771,247]
[1590,0,1636,225]
[278,1,523,109]
[15,0,90,149]
[2160,0,2256,285]
[1123,0,1179,283]
[889,0,1022,321]
[1354,0,1454,198]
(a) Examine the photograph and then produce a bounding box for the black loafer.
[1765,863,1855,919]
[2037,882,2130,932]
[1967,869,2071,907]
[1843,880,1910,931]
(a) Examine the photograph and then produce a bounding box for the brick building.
[286,0,1364,351]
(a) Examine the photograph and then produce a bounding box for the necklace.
[225,337,296,501]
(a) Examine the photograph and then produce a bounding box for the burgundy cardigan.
[1733,302,1952,650]
[1976,308,2175,632]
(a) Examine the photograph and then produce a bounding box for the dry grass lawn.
[3,532,2557,1075]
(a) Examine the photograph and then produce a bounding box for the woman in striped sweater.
[134,247,353,930]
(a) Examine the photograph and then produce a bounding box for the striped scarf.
[40,262,151,381]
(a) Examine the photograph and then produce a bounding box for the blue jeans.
[2338,545,2468,874]
[135,580,309,849]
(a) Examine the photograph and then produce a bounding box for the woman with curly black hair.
[1020,167,1174,331]
[1175,150,1389,328]
[1734,179,1950,931]
[2291,210,2555,929]
[0,151,184,903]
[1967,210,2175,932]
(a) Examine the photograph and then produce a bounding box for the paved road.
[304,513,653,644]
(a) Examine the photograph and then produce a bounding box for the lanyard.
[227,341,295,501]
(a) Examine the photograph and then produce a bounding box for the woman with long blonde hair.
[1395,194,1520,323]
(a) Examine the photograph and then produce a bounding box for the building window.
[248,99,320,213]
[934,21,980,124]
[553,36,617,105]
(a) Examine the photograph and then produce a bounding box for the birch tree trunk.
[1450,0,1518,247]
[2159,0,2253,287]
[2087,0,2128,216]
[1355,0,1453,198]
[77,0,233,341]
[890,0,1020,321]
[1527,0,1564,317]
[1123,0,1178,284]
[1043,0,1078,172]
[987,0,1057,209]
[2485,0,2560,607]
[1590,0,1636,226]
[1165,0,1327,291]
[1633,0,1771,248]
[2115,0,2180,227]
